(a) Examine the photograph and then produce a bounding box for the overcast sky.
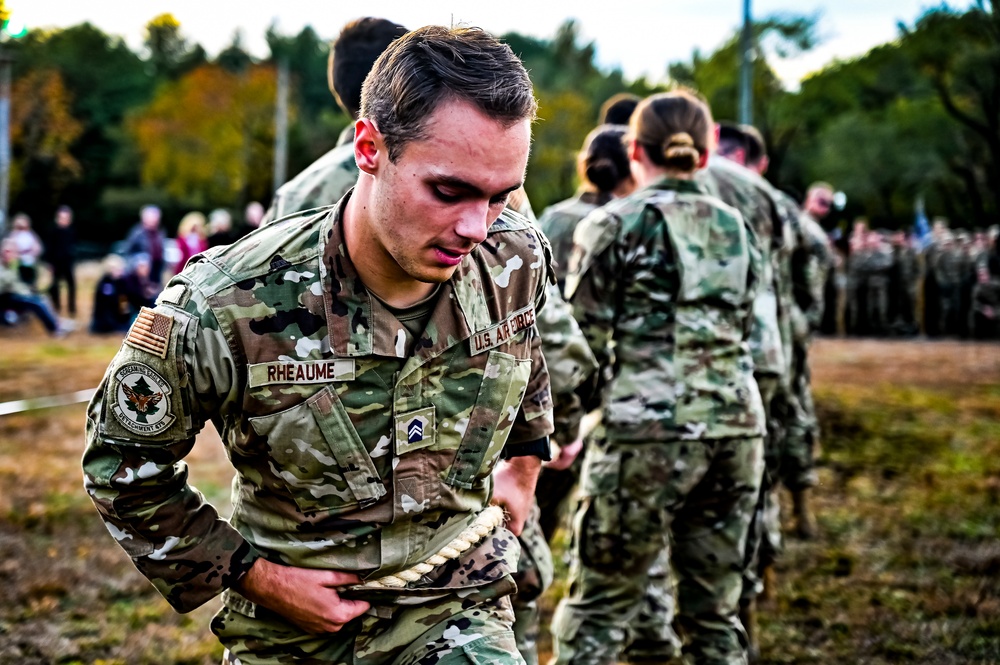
[13,1,974,87]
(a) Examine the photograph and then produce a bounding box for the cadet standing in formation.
[549,90,765,665]
[84,26,554,664]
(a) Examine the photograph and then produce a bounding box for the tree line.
[8,2,997,247]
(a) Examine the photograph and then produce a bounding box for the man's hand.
[235,558,370,634]
[491,455,542,536]
[544,437,583,471]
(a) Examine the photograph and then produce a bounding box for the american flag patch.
[125,308,174,359]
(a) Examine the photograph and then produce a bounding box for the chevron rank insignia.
[395,406,435,455]
[125,308,174,359]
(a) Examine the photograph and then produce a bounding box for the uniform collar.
[645,175,707,196]
[319,193,491,371]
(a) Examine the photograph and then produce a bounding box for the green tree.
[143,13,205,80]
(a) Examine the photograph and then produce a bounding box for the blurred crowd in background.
[0,200,264,336]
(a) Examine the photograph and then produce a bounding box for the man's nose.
[454,202,491,244]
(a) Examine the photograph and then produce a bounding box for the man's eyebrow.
[432,175,523,199]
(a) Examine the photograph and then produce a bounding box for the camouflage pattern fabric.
[550,437,764,665]
[700,156,786,380]
[538,191,613,288]
[82,195,554,659]
[263,126,358,226]
[216,590,524,664]
[513,282,598,665]
[550,177,765,665]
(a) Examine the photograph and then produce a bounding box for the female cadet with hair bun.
[538,124,635,289]
[550,89,767,665]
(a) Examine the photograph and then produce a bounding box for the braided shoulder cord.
[358,506,506,589]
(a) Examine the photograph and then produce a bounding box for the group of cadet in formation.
[79,17,999,665]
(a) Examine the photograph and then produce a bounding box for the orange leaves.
[127,64,288,207]
[11,69,83,198]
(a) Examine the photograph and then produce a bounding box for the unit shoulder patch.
[111,362,175,436]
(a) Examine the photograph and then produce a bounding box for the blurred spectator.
[123,253,159,312]
[46,205,78,317]
[241,201,264,238]
[91,254,132,334]
[122,205,167,289]
[174,211,208,275]
[207,208,237,247]
[971,234,1000,339]
[8,213,43,288]
[0,238,70,336]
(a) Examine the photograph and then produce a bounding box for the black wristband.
[499,436,551,461]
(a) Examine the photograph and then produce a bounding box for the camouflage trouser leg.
[550,437,764,665]
[512,503,554,665]
[620,547,683,664]
[214,580,522,665]
[781,340,818,492]
[741,375,781,602]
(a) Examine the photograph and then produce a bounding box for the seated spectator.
[8,213,43,288]
[206,208,237,247]
[0,238,70,336]
[174,211,208,275]
[123,253,159,312]
[91,254,132,334]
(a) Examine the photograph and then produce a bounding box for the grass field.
[1,284,998,664]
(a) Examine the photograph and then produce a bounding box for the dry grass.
[1,281,998,664]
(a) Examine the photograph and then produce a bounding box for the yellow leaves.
[10,69,83,198]
[127,64,289,207]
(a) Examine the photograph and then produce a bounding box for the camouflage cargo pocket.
[447,350,532,490]
[576,443,623,570]
[249,385,385,515]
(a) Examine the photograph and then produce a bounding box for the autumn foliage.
[11,69,83,201]
[127,64,288,208]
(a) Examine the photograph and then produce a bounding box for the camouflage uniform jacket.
[700,156,785,378]
[792,212,833,335]
[83,196,555,613]
[538,191,613,287]
[263,126,358,225]
[566,177,765,443]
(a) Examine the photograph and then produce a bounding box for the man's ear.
[354,118,383,175]
[697,150,710,170]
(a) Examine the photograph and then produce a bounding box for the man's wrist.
[499,436,551,461]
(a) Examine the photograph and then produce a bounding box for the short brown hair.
[360,25,537,161]
[631,89,713,173]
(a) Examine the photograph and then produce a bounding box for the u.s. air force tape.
[470,305,535,355]
[247,359,356,387]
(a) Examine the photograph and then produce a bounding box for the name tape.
[248,359,356,387]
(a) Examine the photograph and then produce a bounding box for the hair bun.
[661,132,700,170]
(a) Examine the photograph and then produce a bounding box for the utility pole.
[272,58,289,193]
[739,0,753,125]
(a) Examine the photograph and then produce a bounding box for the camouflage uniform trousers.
[780,335,819,493]
[512,503,553,665]
[513,473,683,665]
[214,579,523,665]
[742,374,782,602]
[550,437,764,665]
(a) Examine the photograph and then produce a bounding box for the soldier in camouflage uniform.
[84,27,554,664]
[703,123,788,659]
[863,231,894,337]
[539,124,635,288]
[550,91,765,665]
[263,18,408,225]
